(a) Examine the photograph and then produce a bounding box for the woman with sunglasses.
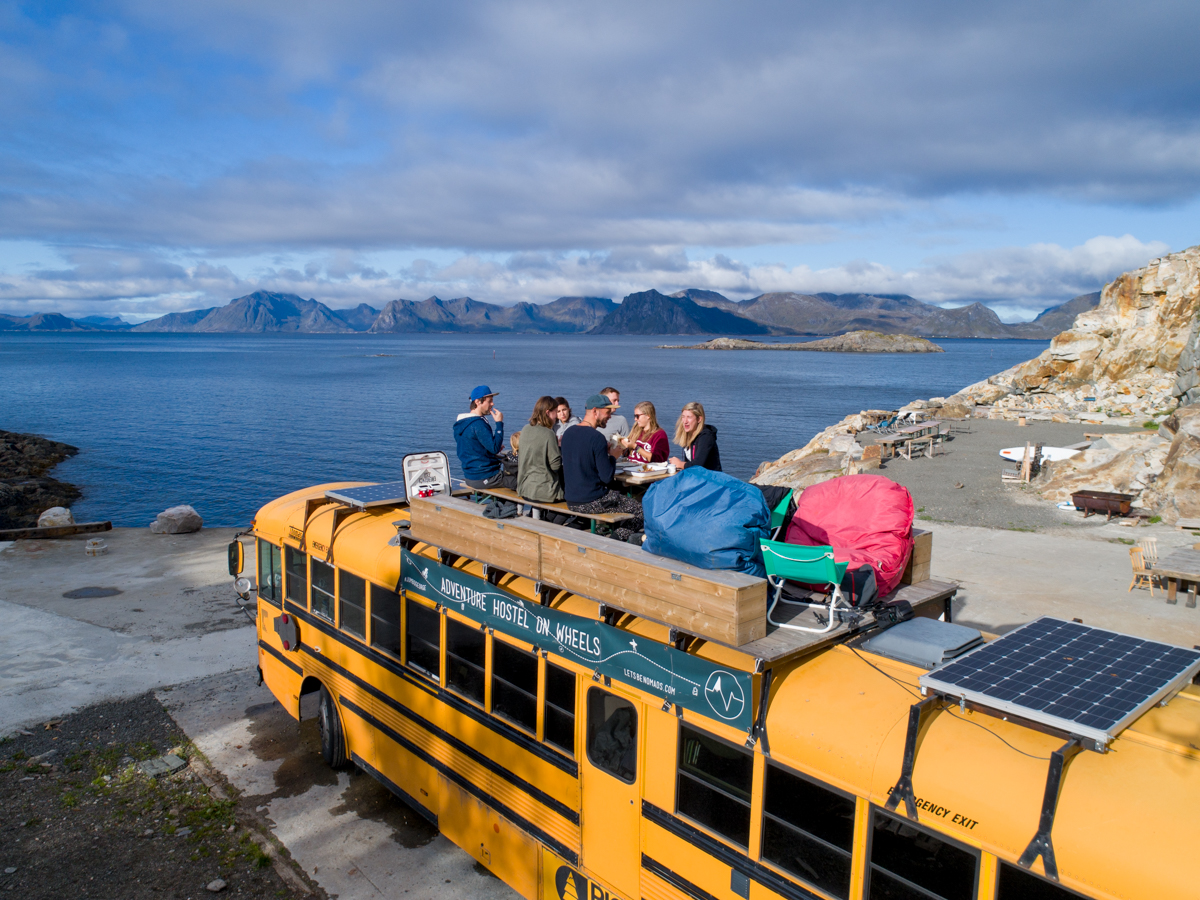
[622,401,669,462]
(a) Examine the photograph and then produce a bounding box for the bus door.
[580,684,643,899]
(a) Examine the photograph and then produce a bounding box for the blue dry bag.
[642,468,770,577]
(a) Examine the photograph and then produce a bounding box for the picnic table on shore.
[1151,548,1200,608]
[874,420,945,459]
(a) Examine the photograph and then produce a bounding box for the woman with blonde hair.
[623,401,669,462]
[669,401,722,471]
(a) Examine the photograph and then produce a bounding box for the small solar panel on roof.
[920,616,1200,746]
[325,481,408,509]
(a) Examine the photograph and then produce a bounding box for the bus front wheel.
[317,685,348,768]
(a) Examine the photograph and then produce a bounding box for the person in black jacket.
[561,393,644,541]
[669,401,722,472]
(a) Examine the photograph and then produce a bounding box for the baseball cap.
[584,393,616,409]
[470,385,498,401]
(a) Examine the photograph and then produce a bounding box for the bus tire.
[317,685,348,768]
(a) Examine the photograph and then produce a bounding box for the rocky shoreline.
[0,431,81,529]
[752,244,1200,524]
[658,331,943,352]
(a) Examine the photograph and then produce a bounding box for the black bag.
[841,564,878,607]
[500,451,520,478]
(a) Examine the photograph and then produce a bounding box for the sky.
[2,1,1199,323]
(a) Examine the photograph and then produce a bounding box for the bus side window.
[258,539,281,603]
[311,558,335,622]
[677,724,753,849]
[285,545,307,606]
[868,809,978,900]
[446,617,485,704]
[338,570,366,639]
[543,662,575,755]
[586,688,636,782]
[491,639,537,733]
[405,597,440,681]
[371,584,402,657]
[997,862,1088,899]
[761,762,855,900]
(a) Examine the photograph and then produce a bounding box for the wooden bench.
[407,495,766,646]
[459,484,634,533]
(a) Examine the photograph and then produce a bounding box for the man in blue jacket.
[453,385,517,490]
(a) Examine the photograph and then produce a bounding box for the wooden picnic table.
[613,465,674,487]
[1150,548,1200,608]
[874,420,944,459]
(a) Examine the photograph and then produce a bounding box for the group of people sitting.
[452,385,722,541]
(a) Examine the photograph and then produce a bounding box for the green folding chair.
[760,538,850,634]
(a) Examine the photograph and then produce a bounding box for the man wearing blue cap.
[561,393,644,541]
[453,385,517,490]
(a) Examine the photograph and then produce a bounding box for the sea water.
[1,333,1045,526]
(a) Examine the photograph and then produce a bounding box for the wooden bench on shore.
[458,483,633,533]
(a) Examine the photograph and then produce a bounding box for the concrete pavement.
[928,520,1200,645]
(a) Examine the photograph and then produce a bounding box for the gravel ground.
[875,417,1143,532]
[0,693,320,900]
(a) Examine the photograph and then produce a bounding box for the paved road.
[0,527,517,900]
[161,671,516,900]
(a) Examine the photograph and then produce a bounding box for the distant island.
[0,286,1100,339]
[659,332,944,353]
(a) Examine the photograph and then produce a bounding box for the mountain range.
[1,288,1100,338]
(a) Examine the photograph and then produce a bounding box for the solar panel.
[920,617,1200,747]
[325,481,408,509]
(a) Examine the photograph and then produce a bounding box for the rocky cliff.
[945,246,1200,422]
[751,244,1200,522]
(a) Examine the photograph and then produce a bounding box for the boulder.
[37,506,75,527]
[1037,432,1170,503]
[752,450,847,491]
[149,505,204,534]
[1140,407,1200,523]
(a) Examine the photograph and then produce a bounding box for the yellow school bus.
[245,481,1200,900]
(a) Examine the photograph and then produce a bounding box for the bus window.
[338,570,366,639]
[311,559,335,621]
[491,639,537,732]
[544,662,576,755]
[997,863,1088,899]
[868,809,978,900]
[762,762,855,899]
[258,540,281,603]
[285,546,307,606]
[371,584,401,656]
[446,617,485,703]
[677,725,753,849]
[405,597,440,680]
[586,688,637,782]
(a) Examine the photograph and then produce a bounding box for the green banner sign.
[401,548,754,730]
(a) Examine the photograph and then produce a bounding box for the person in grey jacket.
[517,396,564,503]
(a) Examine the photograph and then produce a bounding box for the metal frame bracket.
[885,695,940,820]
[1017,738,1083,881]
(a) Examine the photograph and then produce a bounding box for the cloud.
[0,235,1167,322]
[1,2,1199,255]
